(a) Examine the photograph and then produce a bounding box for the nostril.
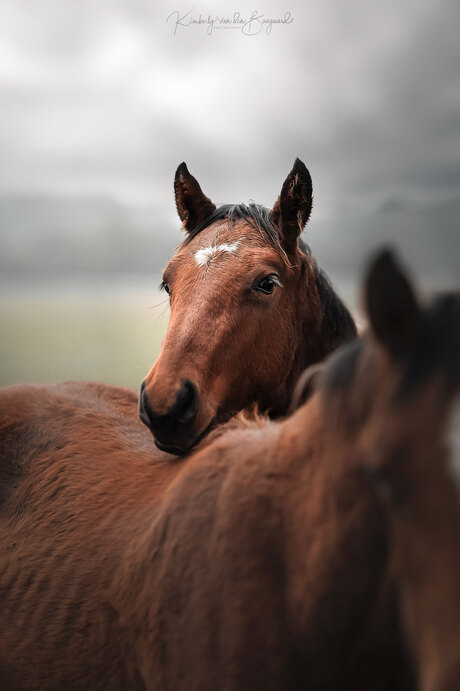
[173,380,198,424]
[139,381,152,427]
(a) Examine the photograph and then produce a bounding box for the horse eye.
[160,281,170,295]
[255,275,281,294]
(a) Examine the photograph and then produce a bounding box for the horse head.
[139,159,356,453]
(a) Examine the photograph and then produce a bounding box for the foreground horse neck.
[328,255,460,691]
[377,390,460,691]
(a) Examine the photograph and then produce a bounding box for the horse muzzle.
[139,378,205,454]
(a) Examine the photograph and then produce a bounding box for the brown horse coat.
[0,361,407,688]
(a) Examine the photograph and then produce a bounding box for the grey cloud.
[0,0,458,288]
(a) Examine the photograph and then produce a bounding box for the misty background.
[1,0,459,387]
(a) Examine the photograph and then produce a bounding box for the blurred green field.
[0,283,169,390]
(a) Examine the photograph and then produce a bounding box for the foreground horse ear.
[271,158,313,251]
[174,163,216,233]
[288,364,324,413]
[365,250,421,358]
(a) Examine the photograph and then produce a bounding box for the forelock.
[183,202,311,264]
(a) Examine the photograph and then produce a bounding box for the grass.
[0,289,169,390]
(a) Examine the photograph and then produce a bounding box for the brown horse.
[350,255,460,691]
[139,158,356,453]
[0,251,429,691]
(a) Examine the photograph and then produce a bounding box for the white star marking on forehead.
[194,240,241,268]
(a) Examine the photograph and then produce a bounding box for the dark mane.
[314,265,358,350]
[399,293,460,397]
[324,339,364,394]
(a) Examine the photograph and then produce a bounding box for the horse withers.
[139,158,356,453]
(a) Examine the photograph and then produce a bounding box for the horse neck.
[391,452,460,691]
[309,263,357,361]
[278,400,391,682]
[281,262,357,409]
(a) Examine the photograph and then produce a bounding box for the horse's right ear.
[365,250,421,359]
[174,163,216,233]
[271,158,313,252]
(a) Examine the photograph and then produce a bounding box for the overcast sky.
[0,0,459,224]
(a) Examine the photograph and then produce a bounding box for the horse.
[350,256,460,691]
[0,160,356,475]
[138,157,356,453]
[0,250,435,691]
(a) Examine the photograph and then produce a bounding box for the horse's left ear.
[271,158,313,251]
[365,250,421,359]
[174,163,216,233]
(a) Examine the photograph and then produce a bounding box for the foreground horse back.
[0,382,179,690]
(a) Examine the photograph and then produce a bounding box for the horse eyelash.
[159,281,169,294]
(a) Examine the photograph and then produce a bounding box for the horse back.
[0,381,159,508]
[0,381,178,689]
